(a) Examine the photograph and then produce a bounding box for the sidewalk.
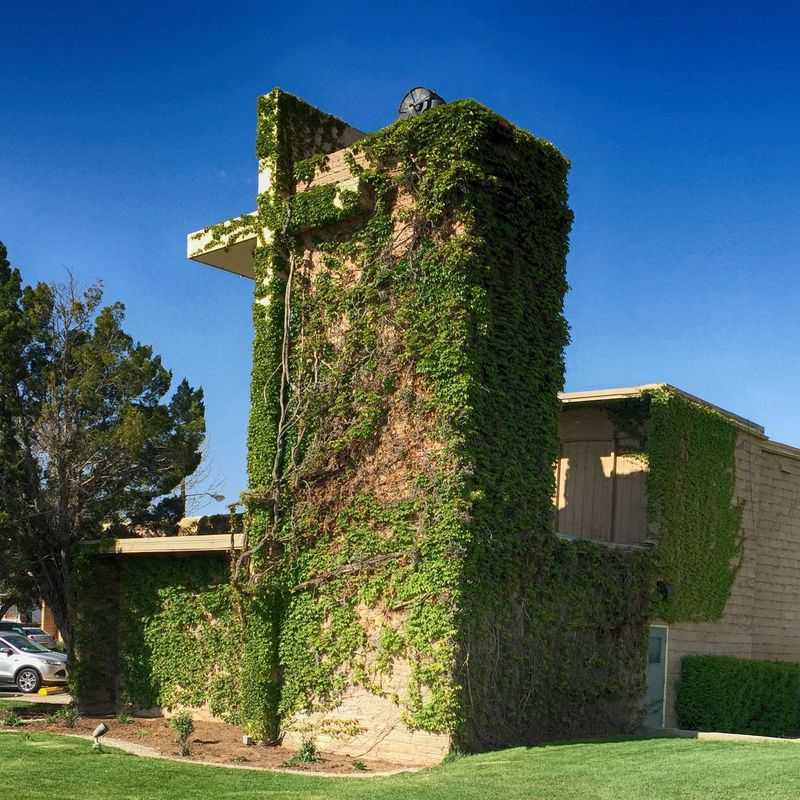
[0,689,72,705]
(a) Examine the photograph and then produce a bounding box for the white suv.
[0,633,68,693]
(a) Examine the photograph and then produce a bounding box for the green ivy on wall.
[117,558,240,717]
[605,386,744,622]
[646,387,743,622]
[71,553,119,706]
[93,90,667,749]
[234,89,656,747]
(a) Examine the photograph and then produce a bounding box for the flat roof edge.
[559,384,766,437]
[82,533,244,555]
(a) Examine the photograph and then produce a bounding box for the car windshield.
[0,623,25,632]
[1,633,50,653]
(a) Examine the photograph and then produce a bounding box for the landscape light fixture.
[179,480,225,505]
[92,722,109,751]
[185,492,225,502]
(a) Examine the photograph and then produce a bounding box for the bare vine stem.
[291,551,409,592]
[232,206,295,588]
[231,167,429,592]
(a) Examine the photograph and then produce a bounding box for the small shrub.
[284,736,319,767]
[52,706,79,728]
[170,712,194,757]
[62,707,79,728]
[0,710,22,728]
[116,712,132,724]
[352,760,368,771]
[677,655,800,737]
[297,737,319,763]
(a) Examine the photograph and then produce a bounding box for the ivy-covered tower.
[187,89,650,763]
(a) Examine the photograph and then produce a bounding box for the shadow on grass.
[524,730,695,748]
[0,698,68,717]
[442,730,697,765]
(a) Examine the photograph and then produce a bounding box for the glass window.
[1,633,49,653]
[648,634,663,664]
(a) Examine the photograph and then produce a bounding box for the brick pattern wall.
[751,449,800,661]
[284,152,453,766]
[283,661,450,766]
[662,430,800,727]
[294,149,368,193]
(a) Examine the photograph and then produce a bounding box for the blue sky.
[3,2,799,511]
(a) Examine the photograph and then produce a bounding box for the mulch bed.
[9,709,405,774]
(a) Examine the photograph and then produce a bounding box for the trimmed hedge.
[677,655,800,737]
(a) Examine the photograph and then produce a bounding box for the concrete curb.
[667,728,800,745]
[0,730,423,779]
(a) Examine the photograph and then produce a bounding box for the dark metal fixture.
[656,580,673,602]
[398,87,446,119]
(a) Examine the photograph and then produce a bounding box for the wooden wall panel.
[554,408,649,545]
[556,440,614,541]
[613,453,649,544]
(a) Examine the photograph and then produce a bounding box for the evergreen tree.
[0,241,205,650]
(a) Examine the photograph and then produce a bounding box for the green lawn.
[2,733,800,800]
[0,698,33,711]
[0,697,61,715]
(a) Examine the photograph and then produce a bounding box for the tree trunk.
[0,595,18,619]
[47,591,73,655]
[37,552,73,655]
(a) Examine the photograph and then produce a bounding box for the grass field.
[0,698,31,711]
[0,697,63,713]
[2,732,800,799]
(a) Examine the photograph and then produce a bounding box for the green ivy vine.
[94,90,740,751]
[646,387,744,621]
[228,88,655,749]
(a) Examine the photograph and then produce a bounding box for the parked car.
[0,621,27,636]
[22,627,58,650]
[0,633,68,693]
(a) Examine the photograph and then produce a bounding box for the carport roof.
[83,532,244,555]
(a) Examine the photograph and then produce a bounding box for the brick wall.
[751,447,800,661]
[294,149,368,193]
[663,430,800,727]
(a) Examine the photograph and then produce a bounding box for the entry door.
[645,626,668,728]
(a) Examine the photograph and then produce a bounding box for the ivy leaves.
[647,388,743,622]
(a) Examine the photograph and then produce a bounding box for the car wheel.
[16,668,41,694]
